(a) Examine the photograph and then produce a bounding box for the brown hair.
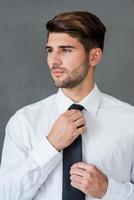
[46,11,106,52]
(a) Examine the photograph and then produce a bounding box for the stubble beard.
[52,61,89,89]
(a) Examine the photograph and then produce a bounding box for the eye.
[46,48,53,53]
[62,48,72,53]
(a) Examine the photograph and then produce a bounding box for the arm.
[0,108,86,200]
[0,113,62,200]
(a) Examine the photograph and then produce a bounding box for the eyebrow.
[45,45,76,49]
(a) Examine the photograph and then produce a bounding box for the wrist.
[46,135,61,152]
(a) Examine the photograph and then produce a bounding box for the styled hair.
[46,11,106,52]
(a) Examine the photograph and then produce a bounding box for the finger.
[76,126,87,135]
[70,174,83,183]
[70,168,88,177]
[70,181,84,192]
[70,167,86,177]
[65,109,77,116]
[71,162,90,170]
[71,178,91,195]
[74,117,86,128]
[70,110,83,121]
[70,168,92,182]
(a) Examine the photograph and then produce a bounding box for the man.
[0,11,134,200]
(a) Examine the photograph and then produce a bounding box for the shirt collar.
[56,83,102,115]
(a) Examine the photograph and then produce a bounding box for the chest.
[82,113,133,182]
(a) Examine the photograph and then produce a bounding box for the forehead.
[47,33,82,47]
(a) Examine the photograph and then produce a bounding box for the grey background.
[0,0,134,160]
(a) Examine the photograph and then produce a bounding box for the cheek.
[66,60,85,72]
[47,55,51,67]
[63,56,80,69]
[69,52,86,65]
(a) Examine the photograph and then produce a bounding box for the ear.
[88,48,103,68]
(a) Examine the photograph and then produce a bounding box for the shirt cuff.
[31,137,62,167]
[102,177,131,200]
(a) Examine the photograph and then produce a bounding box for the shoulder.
[19,93,57,113]
[100,92,134,116]
[8,92,58,125]
[22,93,57,111]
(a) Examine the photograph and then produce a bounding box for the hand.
[70,162,108,199]
[47,109,86,151]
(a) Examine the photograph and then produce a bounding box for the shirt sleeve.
[101,177,134,200]
[0,112,62,200]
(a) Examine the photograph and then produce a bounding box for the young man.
[0,11,134,200]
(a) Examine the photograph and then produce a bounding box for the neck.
[61,72,94,102]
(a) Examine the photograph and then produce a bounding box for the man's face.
[46,33,90,88]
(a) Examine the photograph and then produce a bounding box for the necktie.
[62,103,85,200]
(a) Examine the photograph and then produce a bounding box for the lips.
[52,70,64,77]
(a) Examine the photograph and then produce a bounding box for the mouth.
[52,70,64,77]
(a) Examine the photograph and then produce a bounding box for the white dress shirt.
[0,84,134,200]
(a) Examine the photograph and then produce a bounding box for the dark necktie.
[62,103,85,200]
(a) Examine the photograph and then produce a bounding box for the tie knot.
[68,103,84,111]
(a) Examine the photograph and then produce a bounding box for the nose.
[47,51,62,67]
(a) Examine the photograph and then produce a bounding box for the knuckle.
[80,110,83,115]
[82,118,85,125]
[83,118,86,123]
[77,110,82,116]
[89,164,96,171]
[82,126,86,132]
[60,114,65,119]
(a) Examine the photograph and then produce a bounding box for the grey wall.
[0,0,134,160]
